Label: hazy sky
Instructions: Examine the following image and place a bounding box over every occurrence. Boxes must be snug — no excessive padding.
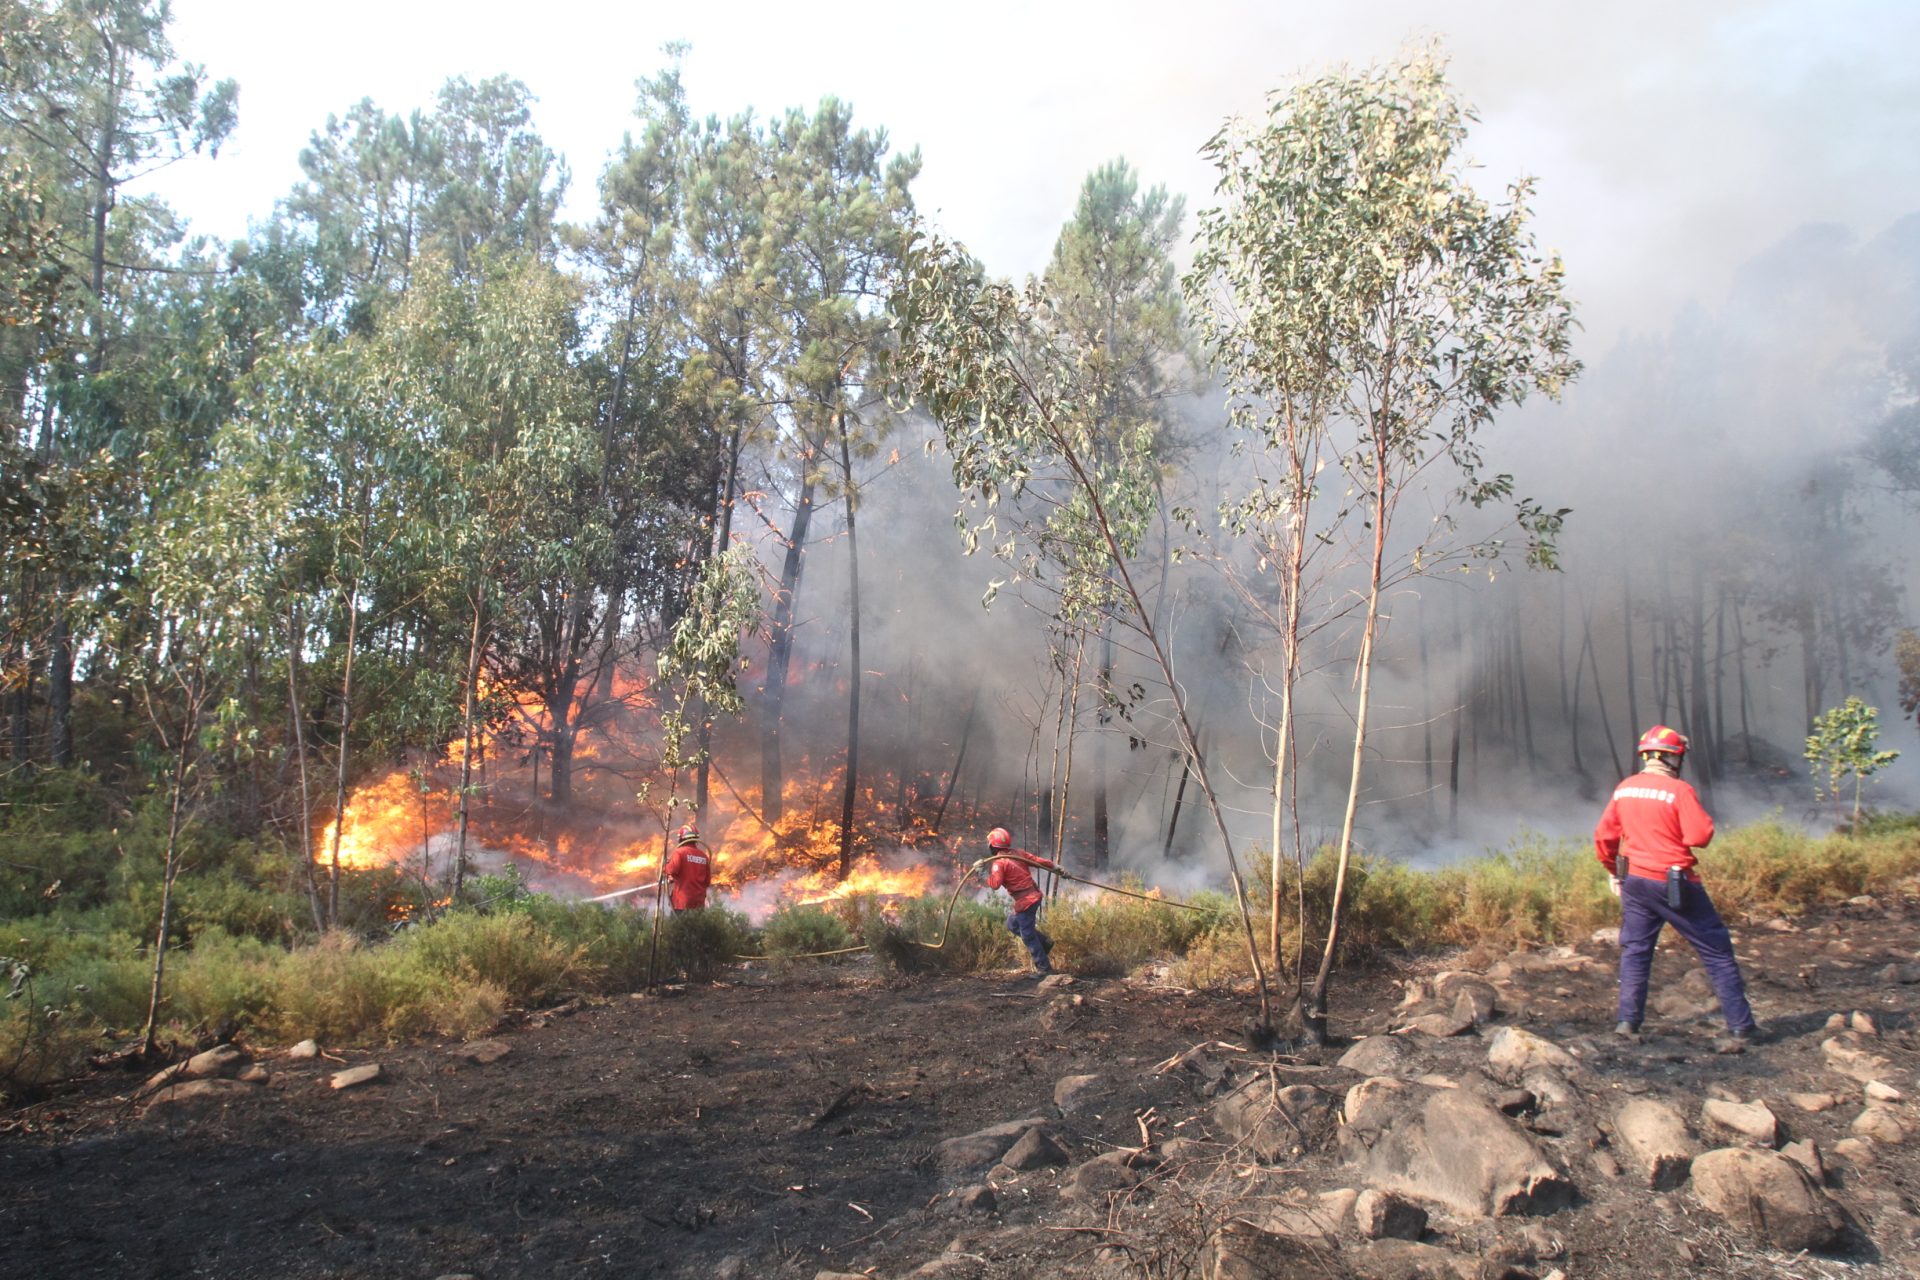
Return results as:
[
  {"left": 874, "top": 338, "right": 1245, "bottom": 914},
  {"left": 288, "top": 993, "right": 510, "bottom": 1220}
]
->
[{"left": 141, "top": 0, "right": 1920, "bottom": 350}]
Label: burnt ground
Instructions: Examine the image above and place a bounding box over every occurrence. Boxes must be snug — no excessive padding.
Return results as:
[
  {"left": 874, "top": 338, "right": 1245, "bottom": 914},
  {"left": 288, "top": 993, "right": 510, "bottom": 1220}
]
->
[{"left": 3, "top": 900, "right": 1920, "bottom": 1280}]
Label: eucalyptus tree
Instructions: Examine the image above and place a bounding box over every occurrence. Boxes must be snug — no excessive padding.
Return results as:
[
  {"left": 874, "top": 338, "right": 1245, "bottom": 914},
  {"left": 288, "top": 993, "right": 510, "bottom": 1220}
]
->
[
  {"left": 1221, "top": 53, "right": 1578, "bottom": 1043},
  {"left": 0, "top": 0, "right": 234, "bottom": 766},
  {"left": 1040, "top": 159, "right": 1187, "bottom": 871},
  {"left": 891, "top": 234, "right": 1276, "bottom": 1032}
]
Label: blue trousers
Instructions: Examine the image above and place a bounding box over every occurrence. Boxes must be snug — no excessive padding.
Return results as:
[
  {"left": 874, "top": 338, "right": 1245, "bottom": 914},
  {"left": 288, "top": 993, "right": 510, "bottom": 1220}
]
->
[
  {"left": 1007, "top": 903, "right": 1053, "bottom": 973},
  {"left": 1617, "top": 874, "right": 1754, "bottom": 1033}
]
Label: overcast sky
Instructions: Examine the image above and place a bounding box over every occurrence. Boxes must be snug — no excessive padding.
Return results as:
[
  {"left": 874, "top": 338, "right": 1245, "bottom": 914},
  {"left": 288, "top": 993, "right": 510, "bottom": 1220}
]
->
[{"left": 140, "top": 0, "right": 1920, "bottom": 351}]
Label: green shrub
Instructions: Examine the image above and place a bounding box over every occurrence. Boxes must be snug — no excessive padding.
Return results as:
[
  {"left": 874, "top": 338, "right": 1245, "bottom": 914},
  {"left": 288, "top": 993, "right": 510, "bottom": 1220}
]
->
[
  {"left": 1170, "top": 924, "right": 1259, "bottom": 990},
  {"left": 399, "top": 910, "right": 591, "bottom": 1004},
  {"left": 659, "top": 908, "right": 753, "bottom": 983},
  {"left": 0, "top": 959, "right": 98, "bottom": 1104},
  {"left": 867, "top": 896, "right": 1018, "bottom": 975},
  {"left": 1045, "top": 884, "right": 1224, "bottom": 977},
  {"left": 762, "top": 904, "right": 856, "bottom": 961}
]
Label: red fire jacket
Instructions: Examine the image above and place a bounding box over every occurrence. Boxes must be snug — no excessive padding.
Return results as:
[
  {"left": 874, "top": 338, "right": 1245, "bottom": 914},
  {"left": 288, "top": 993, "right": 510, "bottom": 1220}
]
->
[
  {"left": 665, "top": 841, "right": 712, "bottom": 910},
  {"left": 1593, "top": 771, "right": 1715, "bottom": 883},
  {"left": 986, "top": 852, "right": 1057, "bottom": 912}
]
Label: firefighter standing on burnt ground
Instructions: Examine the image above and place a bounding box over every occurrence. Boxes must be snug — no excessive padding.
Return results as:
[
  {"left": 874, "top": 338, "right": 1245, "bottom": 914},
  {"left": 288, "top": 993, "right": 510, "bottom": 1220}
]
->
[
  {"left": 664, "top": 823, "right": 713, "bottom": 913},
  {"left": 984, "top": 827, "right": 1060, "bottom": 977},
  {"left": 1595, "top": 725, "right": 1763, "bottom": 1052}
]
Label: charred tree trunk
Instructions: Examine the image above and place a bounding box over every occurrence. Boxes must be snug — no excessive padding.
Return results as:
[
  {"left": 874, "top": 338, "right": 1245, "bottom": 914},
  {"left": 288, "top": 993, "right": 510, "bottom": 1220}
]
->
[
  {"left": 1622, "top": 567, "right": 1641, "bottom": 742},
  {"left": 697, "top": 423, "right": 745, "bottom": 830},
  {"left": 1164, "top": 748, "right": 1192, "bottom": 860},
  {"left": 453, "top": 591, "right": 486, "bottom": 897},
  {"left": 1091, "top": 626, "right": 1112, "bottom": 872},
  {"left": 326, "top": 578, "right": 362, "bottom": 927},
  {"left": 930, "top": 688, "right": 977, "bottom": 835},
  {"left": 761, "top": 449, "right": 821, "bottom": 826},
  {"left": 836, "top": 412, "right": 862, "bottom": 882}
]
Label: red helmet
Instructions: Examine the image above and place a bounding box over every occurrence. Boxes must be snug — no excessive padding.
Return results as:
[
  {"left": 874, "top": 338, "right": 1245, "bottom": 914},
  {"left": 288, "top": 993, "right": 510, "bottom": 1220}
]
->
[
  {"left": 987, "top": 827, "right": 1012, "bottom": 850},
  {"left": 1636, "top": 725, "right": 1689, "bottom": 758},
  {"left": 675, "top": 823, "right": 701, "bottom": 845}
]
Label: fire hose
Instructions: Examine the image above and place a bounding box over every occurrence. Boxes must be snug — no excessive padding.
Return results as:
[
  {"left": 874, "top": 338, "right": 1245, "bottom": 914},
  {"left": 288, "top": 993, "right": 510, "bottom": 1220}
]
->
[{"left": 622, "top": 852, "right": 1206, "bottom": 963}]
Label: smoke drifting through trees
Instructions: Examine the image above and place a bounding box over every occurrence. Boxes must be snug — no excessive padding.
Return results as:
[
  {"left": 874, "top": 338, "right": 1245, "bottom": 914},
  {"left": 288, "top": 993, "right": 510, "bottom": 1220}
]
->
[{"left": 4, "top": 6, "right": 1916, "bottom": 931}]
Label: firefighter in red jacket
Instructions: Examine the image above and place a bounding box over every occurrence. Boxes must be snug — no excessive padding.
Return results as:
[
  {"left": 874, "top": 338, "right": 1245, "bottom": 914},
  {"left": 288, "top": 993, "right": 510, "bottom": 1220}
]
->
[
  {"left": 1595, "top": 726, "right": 1759, "bottom": 1049},
  {"left": 984, "top": 827, "right": 1059, "bottom": 975},
  {"left": 664, "top": 824, "right": 712, "bottom": 912}
]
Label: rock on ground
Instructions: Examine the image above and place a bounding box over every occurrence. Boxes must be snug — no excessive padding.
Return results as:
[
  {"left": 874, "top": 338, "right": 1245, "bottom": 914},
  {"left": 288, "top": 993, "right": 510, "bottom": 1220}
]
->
[
  {"left": 1354, "top": 1188, "right": 1428, "bottom": 1240},
  {"left": 184, "top": 1044, "right": 246, "bottom": 1079},
  {"left": 1052, "top": 1073, "right": 1102, "bottom": 1114},
  {"left": 1063, "top": 1149, "right": 1157, "bottom": 1201},
  {"left": 1348, "top": 1082, "right": 1574, "bottom": 1218},
  {"left": 143, "top": 1078, "right": 255, "bottom": 1116},
  {"left": 1485, "top": 1027, "right": 1577, "bottom": 1082},
  {"left": 1339, "top": 1037, "right": 1420, "bottom": 1078},
  {"left": 1204, "top": 1219, "right": 1354, "bottom": 1280},
  {"left": 998, "top": 1125, "right": 1070, "bottom": 1171},
  {"left": 1613, "top": 1098, "right": 1700, "bottom": 1190},
  {"left": 1700, "top": 1098, "right": 1778, "bottom": 1148},
  {"left": 286, "top": 1039, "right": 319, "bottom": 1060},
  {"left": 934, "top": 1118, "right": 1044, "bottom": 1179},
  {"left": 1213, "top": 1079, "right": 1340, "bottom": 1162},
  {"left": 1689, "top": 1147, "right": 1843, "bottom": 1252}
]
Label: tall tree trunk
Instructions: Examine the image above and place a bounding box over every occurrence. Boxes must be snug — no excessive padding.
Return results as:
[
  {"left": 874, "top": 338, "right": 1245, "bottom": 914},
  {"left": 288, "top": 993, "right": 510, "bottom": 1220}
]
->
[
  {"left": 1091, "top": 625, "right": 1112, "bottom": 872},
  {"left": 835, "top": 412, "right": 862, "bottom": 881},
  {"left": 1449, "top": 592, "right": 1464, "bottom": 836},
  {"left": 1308, "top": 431, "right": 1390, "bottom": 1045},
  {"left": 1164, "top": 749, "right": 1192, "bottom": 860},
  {"left": 1622, "top": 567, "right": 1641, "bottom": 741},
  {"left": 1513, "top": 589, "right": 1536, "bottom": 774},
  {"left": 326, "top": 580, "right": 362, "bottom": 926},
  {"left": 47, "top": 608, "right": 71, "bottom": 768},
  {"left": 453, "top": 590, "right": 486, "bottom": 897},
  {"left": 141, "top": 660, "right": 201, "bottom": 1056},
  {"left": 929, "top": 689, "right": 977, "bottom": 835},
  {"left": 1053, "top": 631, "right": 1087, "bottom": 874},
  {"left": 286, "top": 601, "right": 324, "bottom": 931},
  {"left": 761, "top": 449, "right": 820, "bottom": 825}
]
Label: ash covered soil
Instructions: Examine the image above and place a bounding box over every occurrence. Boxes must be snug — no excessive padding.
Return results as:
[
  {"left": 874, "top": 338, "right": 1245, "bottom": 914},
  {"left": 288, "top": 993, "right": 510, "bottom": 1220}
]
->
[{"left": 6, "top": 902, "right": 1920, "bottom": 1280}]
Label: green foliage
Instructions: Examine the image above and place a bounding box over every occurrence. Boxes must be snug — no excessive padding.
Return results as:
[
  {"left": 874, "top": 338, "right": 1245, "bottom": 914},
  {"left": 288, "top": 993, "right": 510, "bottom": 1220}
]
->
[
  {"left": 761, "top": 904, "right": 857, "bottom": 961},
  {"left": 659, "top": 908, "right": 754, "bottom": 984},
  {"left": 865, "top": 898, "right": 1018, "bottom": 976},
  {"left": 1044, "top": 884, "right": 1225, "bottom": 977},
  {"left": 1806, "top": 697, "right": 1902, "bottom": 827}
]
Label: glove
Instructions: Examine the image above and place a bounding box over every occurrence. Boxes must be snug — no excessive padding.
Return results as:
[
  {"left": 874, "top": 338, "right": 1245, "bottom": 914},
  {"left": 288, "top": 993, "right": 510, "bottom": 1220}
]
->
[{"left": 1607, "top": 877, "right": 1621, "bottom": 899}]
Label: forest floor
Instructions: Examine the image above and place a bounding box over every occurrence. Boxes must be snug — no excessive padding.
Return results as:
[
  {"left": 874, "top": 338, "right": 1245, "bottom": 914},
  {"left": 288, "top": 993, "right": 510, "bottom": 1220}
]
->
[{"left": 3, "top": 899, "right": 1920, "bottom": 1280}]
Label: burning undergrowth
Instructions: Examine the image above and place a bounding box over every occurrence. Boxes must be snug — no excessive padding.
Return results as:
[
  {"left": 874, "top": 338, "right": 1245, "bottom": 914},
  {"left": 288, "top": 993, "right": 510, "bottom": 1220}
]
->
[{"left": 313, "top": 665, "right": 980, "bottom": 924}]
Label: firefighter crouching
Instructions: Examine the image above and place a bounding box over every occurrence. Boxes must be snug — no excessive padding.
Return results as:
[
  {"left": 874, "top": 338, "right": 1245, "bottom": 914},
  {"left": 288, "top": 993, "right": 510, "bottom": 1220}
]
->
[
  {"left": 984, "top": 827, "right": 1059, "bottom": 976},
  {"left": 1595, "top": 725, "right": 1761, "bottom": 1051},
  {"left": 665, "top": 824, "right": 712, "bottom": 912}
]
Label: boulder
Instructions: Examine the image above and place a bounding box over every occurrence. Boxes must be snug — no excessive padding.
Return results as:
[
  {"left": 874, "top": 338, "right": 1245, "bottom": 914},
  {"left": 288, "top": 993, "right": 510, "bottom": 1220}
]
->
[
  {"left": 999, "top": 1125, "right": 1070, "bottom": 1171},
  {"left": 329, "top": 1063, "right": 382, "bottom": 1090},
  {"left": 1350, "top": 1083, "right": 1573, "bottom": 1218},
  {"left": 1213, "top": 1080, "right": 1340, "bottom": 1161},
  {"left": 1781, "top": 1139, "right": 1825, "bottom": 1183},
  {"left": 1851, "top": 1106, "right": 1908, "bottom": 1144},
  {"left": 1494, "top": 1089, "right": 1535, "bottom": 1116},
  {"left": 184, "top": 1044, "right": 246, "bottom": 1079},
  {"left": 1052, "top": 1073, "right": 1103, "bottom": 1114},
  {"left": 1204, "top": 1220, "right": 1349, "bottom": 1280},
  {"left": 939, "top": 1184, "right": 996, "bottom": 1217},
  {"left": 1062, "top": 1149, "right": 1155, "bottom": 1201},
  {"left": 1344, "top": 1077, "right": 1429, "bottom": 1131},
  {"left": 1518, "top": 1067, "right": 1576, "bottom": 1111},
  {"left": 143, "top": 1078, "right": 255, "bottom": 1115},
  {"left": 1433, "top": 972, "right": 1500, "bottom": 1020},
  {"left": 237, "top": 1064, "right": 270, "bottom": 1085},
  {"left": 457, "top": 1039, "right": 511, "bottom": 1065},
  {"left": 1821, "top": 1035, "right": 1895, "bottom": 1084},
  {"left": 286, "top": 1039, "right": 320, "bottom": 1060},
  {"left": 1400, "top": 1009, "right": 1476, "bottom": 1038},
  {"left": 1614, "top": 1099, "right": 1700, "bottom": 1190},
  {"left": 1832, "top": 1137, "right": 1877, "bottom": 1167},
  {"left": 1340, "top": 1037, "right": 1419, "bottom": 1078},
  {"left": 1689, "top": 1147, "right": 1842, "bottom": 1252},
  {"left": 1486, "top": 1027, "right": 1576, "bottom": 1082},
  {"left": 1260, "top": 1189, "right": 1355, "bottom": 1244},
  {"left": 935, "top": 1118, "right": 1043, "bottom": 1178},
  {"left": 1036, "top": 973, "right": 1075, "bottom": 991},
  {"left": 1865, "top": 1080, "right": 1903, "bottom": 1104},
  {"left": 1850, "top": 1010, "right": 1879, "bottom": 1036},
  {"left": 1354, "top": 1188, "right": 1428, "bottom": 1240},
  {"left": 1877, "top": 962, "right": 1920, "bottom": 984},
  {"left": 1701, "top": 1098, "right": 1777, "bottom": 1148},
  {"left": 1787, "top": 1092, "right": 1839, "bottom": 1113}
]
